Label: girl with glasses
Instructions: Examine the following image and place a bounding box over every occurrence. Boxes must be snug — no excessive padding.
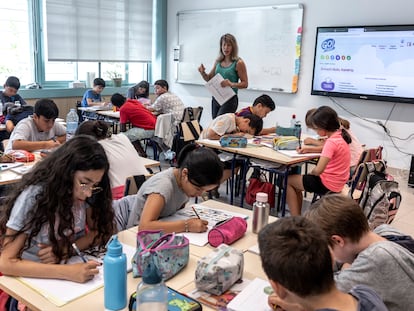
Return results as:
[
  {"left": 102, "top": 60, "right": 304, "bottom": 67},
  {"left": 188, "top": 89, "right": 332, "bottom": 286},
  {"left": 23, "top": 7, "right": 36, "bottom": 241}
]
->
[
  {"left": 113, "top": 143, "right": 224, "bottom": 233},
  {"left": 0, "top": 135, "right": 115, "bottom": 283}
]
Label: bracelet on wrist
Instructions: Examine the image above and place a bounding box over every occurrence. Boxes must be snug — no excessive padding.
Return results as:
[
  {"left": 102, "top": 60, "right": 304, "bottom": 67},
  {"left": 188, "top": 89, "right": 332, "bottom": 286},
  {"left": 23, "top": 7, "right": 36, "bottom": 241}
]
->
[{"left": 184, "top": 220, "right": 189, "bottom": 233}]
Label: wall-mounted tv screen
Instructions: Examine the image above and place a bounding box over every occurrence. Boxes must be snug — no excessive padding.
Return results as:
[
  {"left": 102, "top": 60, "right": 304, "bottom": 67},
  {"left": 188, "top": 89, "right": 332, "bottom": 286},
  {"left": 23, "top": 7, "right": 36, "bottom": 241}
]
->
[{"left": 311, "top": 25, "right": 414, "bottom": 104}]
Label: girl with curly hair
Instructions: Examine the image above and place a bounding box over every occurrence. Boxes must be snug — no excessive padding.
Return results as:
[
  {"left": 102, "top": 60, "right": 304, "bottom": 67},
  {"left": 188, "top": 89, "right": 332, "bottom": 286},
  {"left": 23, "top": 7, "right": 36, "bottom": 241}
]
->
[{"left": 0, "top": 135, "right": 115, "bottom": 283}]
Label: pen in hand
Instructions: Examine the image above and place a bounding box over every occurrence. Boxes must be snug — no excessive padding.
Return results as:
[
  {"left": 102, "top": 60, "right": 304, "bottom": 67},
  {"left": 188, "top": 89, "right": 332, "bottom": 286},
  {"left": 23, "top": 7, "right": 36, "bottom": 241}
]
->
[
  {"left": 192, "top": 206, "right": 201, "bottom": 219},
  {"left": 72, "top": 243, "right": 88, "bottom": 263}
]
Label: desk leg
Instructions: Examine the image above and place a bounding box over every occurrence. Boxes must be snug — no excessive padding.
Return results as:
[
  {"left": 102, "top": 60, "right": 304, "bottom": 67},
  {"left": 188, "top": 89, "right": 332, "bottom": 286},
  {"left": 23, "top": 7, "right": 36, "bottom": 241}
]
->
[
  {"left": 229, "top": 154, "right": 237, "bottom": 205},
  {"left": 239, "top": 159, "right": 250, "bottom": 208},
  {"left": 279, "top": 167, "right": 290, "bottom": 217}
]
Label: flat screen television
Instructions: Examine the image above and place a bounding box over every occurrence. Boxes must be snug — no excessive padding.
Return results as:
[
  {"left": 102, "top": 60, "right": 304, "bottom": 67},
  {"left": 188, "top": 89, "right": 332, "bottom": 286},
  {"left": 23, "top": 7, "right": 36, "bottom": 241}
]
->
[{"left": 311, "top": 25, "right": 414, "bottom": 104}]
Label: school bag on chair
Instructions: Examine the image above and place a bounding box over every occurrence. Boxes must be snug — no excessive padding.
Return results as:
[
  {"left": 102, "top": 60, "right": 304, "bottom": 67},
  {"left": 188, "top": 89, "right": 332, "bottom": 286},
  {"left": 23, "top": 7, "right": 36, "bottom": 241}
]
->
[
  {"left": 171, "top": 106, "right": 203, "bottom": 155},
  {"left": 358, "top": 161, "right": 402, "bottom": 229}
]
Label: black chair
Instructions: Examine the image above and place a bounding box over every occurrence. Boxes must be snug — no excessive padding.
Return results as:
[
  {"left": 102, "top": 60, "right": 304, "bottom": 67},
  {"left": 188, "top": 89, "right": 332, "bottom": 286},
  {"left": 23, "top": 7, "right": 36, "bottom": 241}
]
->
[{"left": 123, "top": 175, "right": 148, "bottom": 196}]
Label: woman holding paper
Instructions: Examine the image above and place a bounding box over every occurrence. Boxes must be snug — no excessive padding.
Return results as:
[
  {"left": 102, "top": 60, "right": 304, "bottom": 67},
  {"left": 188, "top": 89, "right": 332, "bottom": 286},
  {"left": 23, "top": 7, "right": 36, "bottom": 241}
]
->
[
  {"left": 198, "top": 33, "right": 248, "bottom": 119},
  {"left": 0, "top": 135, "right": 115, "bottom": 283}
]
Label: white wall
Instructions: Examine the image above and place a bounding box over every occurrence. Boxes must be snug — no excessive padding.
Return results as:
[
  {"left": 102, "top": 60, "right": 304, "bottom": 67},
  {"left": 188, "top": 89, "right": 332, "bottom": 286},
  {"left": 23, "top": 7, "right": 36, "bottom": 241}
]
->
[{"left": 165, "top": 0, "right": 414, "bottom": 170}]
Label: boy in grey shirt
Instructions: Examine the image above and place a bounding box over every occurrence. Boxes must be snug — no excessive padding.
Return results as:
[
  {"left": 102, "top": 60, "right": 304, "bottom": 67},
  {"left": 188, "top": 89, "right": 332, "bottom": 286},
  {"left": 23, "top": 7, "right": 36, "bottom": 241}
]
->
[{"left": 306, "top": 194, "right": 414, "bottom": 311}]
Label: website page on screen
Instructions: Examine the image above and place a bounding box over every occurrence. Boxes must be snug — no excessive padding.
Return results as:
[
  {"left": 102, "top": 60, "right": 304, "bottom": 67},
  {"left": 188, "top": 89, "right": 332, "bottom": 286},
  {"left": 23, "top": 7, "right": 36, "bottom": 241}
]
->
[{"left": 312, "top": 26, "right": 414, "bottom": 99}]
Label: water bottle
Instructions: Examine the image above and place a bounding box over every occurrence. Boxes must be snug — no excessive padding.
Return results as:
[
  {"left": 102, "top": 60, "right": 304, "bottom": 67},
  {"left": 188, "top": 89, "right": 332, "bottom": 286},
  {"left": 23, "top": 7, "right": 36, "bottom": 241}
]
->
[
  {"left": 66, "top": 108, "right": 79, "bottom": 140},
  {"left": 252, "top": 192, "right": 270, "bottom": 234},
  {"left": 104, "top": 235, "right": 127, "bottom": 311},
  {"left": 0, "top": 102, "right": 3, "bottom": 116},
  {"left": 290, "top": 114, "right": 297, "bottom": 128},
  {"left": 136, "top": 261, "right": 168, "bottom": 311},
  {"left": 294, "top": 122, "right": 302, "bottom": 140}
]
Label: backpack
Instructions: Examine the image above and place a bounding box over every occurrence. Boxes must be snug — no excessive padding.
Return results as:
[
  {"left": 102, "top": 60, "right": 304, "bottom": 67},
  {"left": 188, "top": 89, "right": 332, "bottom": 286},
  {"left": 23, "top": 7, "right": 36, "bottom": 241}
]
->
[{"left": 358, "top": 161, "right": 402, "bottom": 229}]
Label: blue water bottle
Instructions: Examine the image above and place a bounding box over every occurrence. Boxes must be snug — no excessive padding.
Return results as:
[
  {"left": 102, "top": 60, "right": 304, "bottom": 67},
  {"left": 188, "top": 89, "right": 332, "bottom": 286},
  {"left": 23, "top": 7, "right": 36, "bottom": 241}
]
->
[{"left": 104, "top": 235, "right": 127, "bottom": 310}]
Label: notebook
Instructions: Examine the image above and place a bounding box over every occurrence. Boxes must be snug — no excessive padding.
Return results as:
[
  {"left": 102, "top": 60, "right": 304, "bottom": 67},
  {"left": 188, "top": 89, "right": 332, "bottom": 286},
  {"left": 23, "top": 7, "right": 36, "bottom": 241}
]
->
[
  {"left": 0, "top": 162, "right": 24, "bottom": 171},
  {"left": 18, "top": 242, "right": 135, "bottom": 307}
]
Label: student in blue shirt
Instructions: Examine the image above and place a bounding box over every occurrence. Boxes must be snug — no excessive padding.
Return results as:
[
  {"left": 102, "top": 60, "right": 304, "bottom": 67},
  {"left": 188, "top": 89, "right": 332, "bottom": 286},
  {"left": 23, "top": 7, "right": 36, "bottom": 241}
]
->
[{"left": 81, "top": 77, "right": 107, "bottom": 107}]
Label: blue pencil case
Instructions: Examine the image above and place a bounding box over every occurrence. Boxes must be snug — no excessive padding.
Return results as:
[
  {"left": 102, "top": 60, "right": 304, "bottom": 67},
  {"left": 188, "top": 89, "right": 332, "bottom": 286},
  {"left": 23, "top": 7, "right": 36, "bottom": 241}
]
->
[{"left": 219, "top": 136, "right": 247, "bottom": 148}]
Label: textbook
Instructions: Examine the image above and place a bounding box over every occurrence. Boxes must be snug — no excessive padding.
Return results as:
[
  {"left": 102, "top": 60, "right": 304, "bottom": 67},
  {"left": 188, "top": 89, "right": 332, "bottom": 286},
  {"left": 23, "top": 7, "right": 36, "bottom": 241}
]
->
[{"left": 18, "top": 242, "right": 135, "bottom": 307}]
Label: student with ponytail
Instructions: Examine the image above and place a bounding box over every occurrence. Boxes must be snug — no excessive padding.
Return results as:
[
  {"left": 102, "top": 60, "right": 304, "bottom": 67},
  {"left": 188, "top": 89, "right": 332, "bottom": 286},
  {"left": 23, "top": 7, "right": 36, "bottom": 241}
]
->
[
  {"left": 113, "top": 144, "right": 224, "bottom": 232},
  {"left": 286, "top": 106, "right": 351, "bottom": 215}
]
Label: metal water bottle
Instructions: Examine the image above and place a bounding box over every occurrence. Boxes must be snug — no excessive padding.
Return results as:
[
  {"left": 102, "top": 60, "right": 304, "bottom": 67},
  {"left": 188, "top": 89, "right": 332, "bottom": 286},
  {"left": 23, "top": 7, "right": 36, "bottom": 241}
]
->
[{"left": 252, "top": 192, "right": 270, "bottom": 233}]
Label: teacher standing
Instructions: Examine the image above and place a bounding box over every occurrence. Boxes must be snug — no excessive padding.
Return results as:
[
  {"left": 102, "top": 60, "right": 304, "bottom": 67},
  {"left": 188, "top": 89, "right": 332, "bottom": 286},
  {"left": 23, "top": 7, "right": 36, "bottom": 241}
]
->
[{"left": 198, "top": 33, "right": 248, "bottom": 119}]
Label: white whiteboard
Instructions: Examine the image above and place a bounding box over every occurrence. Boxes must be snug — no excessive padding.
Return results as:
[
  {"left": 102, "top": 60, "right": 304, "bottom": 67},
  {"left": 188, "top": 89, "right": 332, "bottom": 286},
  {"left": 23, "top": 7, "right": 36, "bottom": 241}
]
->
[{"left": 176, "top": 4, "right": 303, "bottom": 93}]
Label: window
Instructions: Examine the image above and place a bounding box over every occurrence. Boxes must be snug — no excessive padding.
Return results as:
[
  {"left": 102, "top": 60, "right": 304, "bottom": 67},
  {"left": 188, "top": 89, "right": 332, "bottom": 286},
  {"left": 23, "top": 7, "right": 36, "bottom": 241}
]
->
[
  {"left": 0, "top": 1, "right": 34, "bottom": 85},
  {"left": 0, "top": 0, "right": 153, "bottom": 87}
]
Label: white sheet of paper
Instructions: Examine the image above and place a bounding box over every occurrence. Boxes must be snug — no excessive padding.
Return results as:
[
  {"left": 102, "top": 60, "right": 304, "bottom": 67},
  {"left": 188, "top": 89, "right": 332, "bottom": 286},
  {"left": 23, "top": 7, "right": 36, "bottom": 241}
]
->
[
  {"left": 161, "top": 204, "right": 249, "bottom": 246},
  {"left": 0, "top": 162, "right": 24, "bottom": 171},
  {"left": 227, "top": 278, "right": 273, "bottom": 311},
  {"left": 205, "top": 73, "right": 235, "bottom": 105},
  {"left": 18, "top": 242, "right": 135, "bottom": 306}
]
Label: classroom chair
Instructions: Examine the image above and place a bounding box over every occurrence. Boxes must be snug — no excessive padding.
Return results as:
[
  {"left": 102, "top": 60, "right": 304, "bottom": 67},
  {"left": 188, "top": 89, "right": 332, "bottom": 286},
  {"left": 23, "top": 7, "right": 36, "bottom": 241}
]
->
[{"left": 123, "top": 175, "right": 149, "bottom": 196}]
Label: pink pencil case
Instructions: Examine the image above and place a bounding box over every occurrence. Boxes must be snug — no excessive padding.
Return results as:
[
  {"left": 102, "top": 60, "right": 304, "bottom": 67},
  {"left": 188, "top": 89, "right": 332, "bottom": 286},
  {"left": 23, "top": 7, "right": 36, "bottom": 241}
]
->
[{"left": 208, "top": 217, "right": 247, "bottom": 247}]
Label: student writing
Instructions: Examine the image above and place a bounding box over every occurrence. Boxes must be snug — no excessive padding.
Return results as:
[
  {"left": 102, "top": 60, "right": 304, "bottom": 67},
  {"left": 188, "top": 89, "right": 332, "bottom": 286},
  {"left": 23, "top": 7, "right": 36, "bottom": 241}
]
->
[
  {"left": 0, "top": 135, "right": 115, "bottom": 283},
  {"left": 286, "top": 106, "right": 351, "bottom": 215},
  {"left": 112, "top": 144, "right": 223, "bottom": 232}
]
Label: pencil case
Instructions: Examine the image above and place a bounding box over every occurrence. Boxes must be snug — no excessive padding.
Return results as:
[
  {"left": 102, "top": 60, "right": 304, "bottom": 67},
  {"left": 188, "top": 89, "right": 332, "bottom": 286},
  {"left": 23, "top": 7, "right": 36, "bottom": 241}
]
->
[
  {"left": 208, "top": 217, "right": 247, "bottom": 247},
  {"left": 195, "top": 244, "right": 244, "bottom": 295},
  {"left": 219, "top": 136, "right": 247, "bottom": 148},
  {"left": 8, "top": 150, "right": 35, "bottom": 162},
  {"left": 273, "top": 136, "right": 299, "bottom": 150},
  {"left": 276, "top": 125, "right": 301, "bottom": 138}
]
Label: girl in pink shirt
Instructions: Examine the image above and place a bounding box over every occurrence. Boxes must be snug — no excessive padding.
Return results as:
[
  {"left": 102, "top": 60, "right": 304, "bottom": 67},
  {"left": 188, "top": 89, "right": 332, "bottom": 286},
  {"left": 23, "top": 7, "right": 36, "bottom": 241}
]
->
[{"left": 286, "top": 106, "right": 351, "bottom": 215}]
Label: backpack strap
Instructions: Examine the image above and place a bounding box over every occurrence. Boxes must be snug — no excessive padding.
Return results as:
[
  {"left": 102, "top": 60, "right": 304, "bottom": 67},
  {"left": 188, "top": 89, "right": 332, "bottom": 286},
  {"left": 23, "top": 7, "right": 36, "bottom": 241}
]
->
[
  {"left": 383, "top": 234, "right": 414, "bottom": 254},
  {"left": 186, "top": 120, "right": 200, "bottom": 140}
]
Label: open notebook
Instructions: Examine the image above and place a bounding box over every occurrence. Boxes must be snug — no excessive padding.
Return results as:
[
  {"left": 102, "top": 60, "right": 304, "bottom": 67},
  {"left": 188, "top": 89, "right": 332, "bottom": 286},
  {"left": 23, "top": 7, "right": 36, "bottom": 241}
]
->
[{"left": 18, "top": 242, "right": 135, "bottom": 307}]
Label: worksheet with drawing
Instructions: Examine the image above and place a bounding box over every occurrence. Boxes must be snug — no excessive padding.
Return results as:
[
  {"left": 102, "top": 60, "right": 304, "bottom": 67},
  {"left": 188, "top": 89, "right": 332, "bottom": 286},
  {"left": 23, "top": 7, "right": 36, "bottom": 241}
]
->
[{"left": 161, "top": 204, "right": 249, "bottom": 246}]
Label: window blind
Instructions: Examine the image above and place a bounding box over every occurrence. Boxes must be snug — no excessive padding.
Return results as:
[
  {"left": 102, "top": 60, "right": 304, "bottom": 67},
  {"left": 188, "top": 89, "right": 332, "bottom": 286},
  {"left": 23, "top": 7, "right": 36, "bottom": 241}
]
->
[{"left": 46, "top": 0, "right": 153, "bottom": 62}]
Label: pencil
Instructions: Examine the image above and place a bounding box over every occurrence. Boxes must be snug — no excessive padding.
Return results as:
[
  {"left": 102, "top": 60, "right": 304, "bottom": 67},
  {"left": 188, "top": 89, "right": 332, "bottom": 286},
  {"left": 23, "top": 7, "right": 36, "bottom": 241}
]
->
[
  {"left": 192, "top": 206, "right": 201, "bottom": 219},
  {"left": 72, "top": 243, "right": 88, "bottom": 263}
]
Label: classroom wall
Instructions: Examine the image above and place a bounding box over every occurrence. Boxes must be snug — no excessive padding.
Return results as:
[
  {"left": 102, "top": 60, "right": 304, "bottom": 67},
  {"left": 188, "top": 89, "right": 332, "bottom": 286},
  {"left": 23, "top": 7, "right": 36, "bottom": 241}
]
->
[{"left": 165, "top": 0, "right": 414, "bottom": 171}]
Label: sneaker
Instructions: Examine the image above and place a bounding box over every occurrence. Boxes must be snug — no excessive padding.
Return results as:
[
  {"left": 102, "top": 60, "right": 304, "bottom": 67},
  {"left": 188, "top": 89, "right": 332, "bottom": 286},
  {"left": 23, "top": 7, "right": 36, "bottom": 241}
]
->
[{"left": 163, "top": 150, "right": 176, "bottom": 160}]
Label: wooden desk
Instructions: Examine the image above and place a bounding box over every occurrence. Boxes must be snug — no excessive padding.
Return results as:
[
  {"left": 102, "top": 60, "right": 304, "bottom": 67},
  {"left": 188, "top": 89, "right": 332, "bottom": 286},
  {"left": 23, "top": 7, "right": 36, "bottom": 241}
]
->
[
  {"left": 196, "top": 139, "right": 319, "bottom": 215},
  {"left": 128, "top": 200, "right": 277, "bottom": 259},
  {"left": 0, "top": 153, "right": 42, "bottom": 186},
  {"left": 0, "top": 229, "right": 198, "bottom": 311},
  {"left": 96, "top": 110, "right": 120, "bottom": 119},
  {"left": 0, "top": 200, "right": 274, "bottom": 311},
  {"left": 78, "top": 107, "right": 120, "bottom": 132}
]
